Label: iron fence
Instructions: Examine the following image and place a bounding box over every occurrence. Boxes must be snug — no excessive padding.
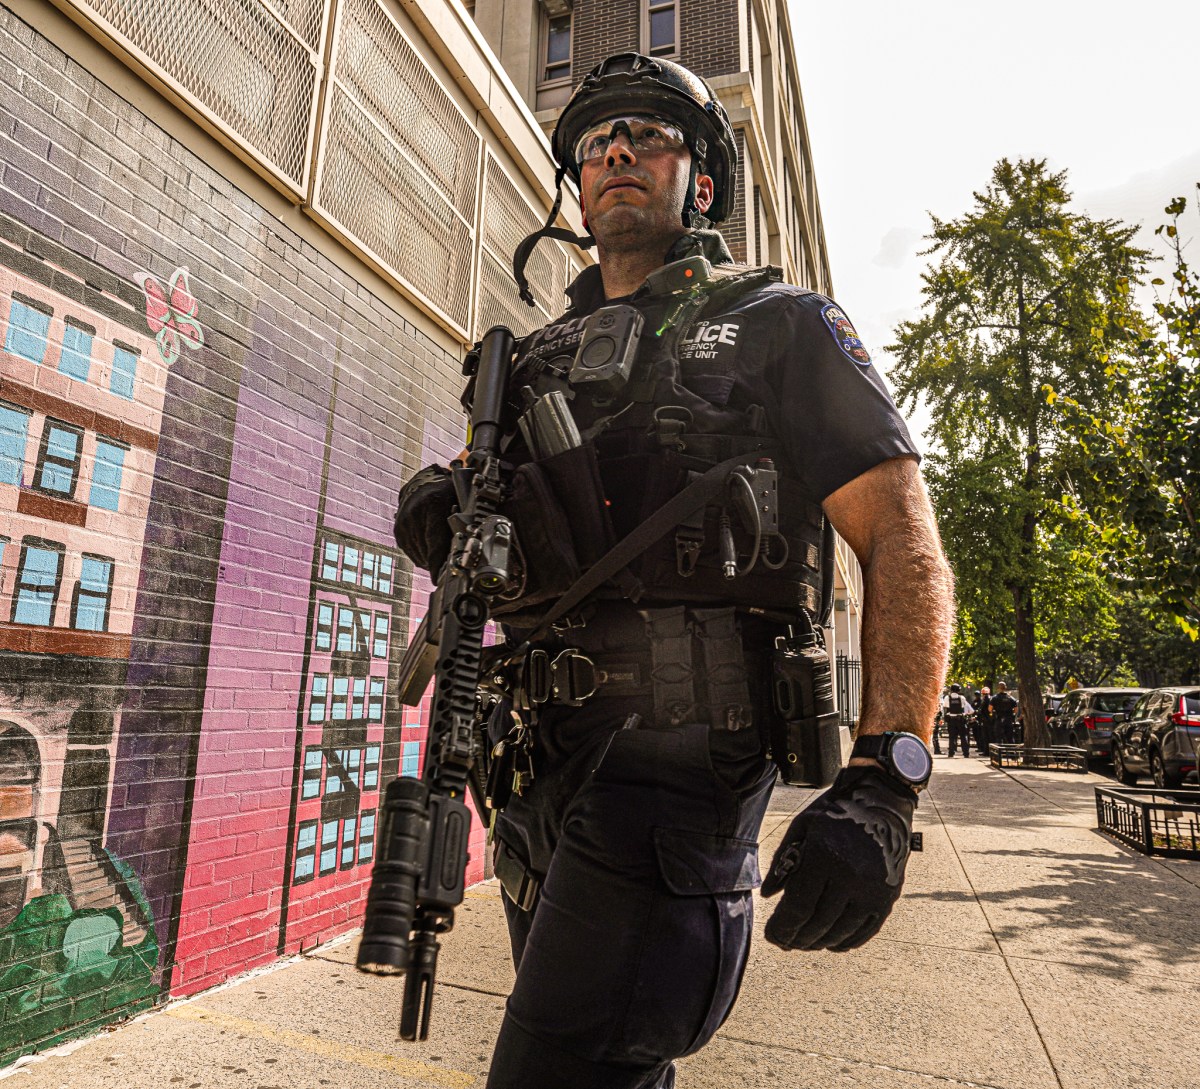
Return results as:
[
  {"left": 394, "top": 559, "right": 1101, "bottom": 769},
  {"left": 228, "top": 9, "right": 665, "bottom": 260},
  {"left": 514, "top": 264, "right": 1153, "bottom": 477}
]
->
[
  {"left": 836, "top": 654, "right": 860, "bottom": 729},
  {"left": 1095, "top": 786, "right": 1200, "bottom": 860}
]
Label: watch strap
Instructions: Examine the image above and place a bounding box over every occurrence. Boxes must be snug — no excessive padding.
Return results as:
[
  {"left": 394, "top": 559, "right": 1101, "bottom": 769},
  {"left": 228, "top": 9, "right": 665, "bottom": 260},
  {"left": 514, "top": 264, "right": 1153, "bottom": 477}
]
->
[{"left": 851, "top": 733, "right": 889, "bottom": 762}]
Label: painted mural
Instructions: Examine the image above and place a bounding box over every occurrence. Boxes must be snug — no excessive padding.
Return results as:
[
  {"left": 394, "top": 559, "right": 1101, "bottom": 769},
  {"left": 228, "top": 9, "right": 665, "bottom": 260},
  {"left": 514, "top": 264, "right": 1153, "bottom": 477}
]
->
[
  {"left": 0, "top": 0, "right": 482, "bottom": 1063},
  {"left": 0, "top": 238, "right": 166, "bottom": 1063}
]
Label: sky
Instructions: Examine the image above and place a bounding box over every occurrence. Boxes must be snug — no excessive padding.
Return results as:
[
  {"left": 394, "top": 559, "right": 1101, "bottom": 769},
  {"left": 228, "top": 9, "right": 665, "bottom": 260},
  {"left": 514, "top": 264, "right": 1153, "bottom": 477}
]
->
[{"left": 787, "top": 0, "right": 1200, "bottom": 449}]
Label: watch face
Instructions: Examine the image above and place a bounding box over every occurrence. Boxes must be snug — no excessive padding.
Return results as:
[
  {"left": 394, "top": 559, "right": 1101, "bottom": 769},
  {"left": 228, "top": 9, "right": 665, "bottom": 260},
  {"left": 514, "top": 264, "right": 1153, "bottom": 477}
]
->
[{"left": 891, "top": 735, "right": 932, "bottom": 783}]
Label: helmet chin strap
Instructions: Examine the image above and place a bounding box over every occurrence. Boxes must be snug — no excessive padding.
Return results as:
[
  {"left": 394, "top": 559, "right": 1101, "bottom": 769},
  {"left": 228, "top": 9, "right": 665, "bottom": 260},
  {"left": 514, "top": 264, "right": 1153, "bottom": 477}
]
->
[{"left": 513, "top": 165, "right": 595, "bottom": 308}]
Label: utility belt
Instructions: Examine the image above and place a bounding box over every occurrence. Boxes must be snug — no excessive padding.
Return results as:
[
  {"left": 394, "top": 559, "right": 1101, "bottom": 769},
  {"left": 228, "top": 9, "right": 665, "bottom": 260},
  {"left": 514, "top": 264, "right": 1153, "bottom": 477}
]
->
[{"left": 499, "top": 604, "right": 759, "bottom": 732}]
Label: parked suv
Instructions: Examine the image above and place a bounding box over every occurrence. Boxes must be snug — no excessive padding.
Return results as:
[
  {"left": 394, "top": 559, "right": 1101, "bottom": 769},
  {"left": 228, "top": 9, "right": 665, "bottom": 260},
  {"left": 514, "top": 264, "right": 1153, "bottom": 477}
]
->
[
  {"left": 1050, "top": 687, "right": 1145, "bottom": 760},
  {"left": 1110, "top": 687, "right": 1200, "bottom": 787}
]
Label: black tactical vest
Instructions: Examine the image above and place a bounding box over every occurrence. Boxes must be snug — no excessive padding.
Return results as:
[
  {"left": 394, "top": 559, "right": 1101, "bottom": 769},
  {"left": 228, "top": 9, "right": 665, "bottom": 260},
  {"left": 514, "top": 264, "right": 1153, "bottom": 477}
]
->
[{"left": 477, "top": 242, "right": 827, "bottom": 630}]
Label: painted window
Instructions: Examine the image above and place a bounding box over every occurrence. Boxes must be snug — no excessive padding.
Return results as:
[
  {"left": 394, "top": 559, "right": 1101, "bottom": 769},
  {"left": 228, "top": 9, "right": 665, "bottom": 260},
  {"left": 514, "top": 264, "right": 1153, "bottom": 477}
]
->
[
  {"left": 373, "top": 612, "right": 389, "bottom": 658},
  {"left": 363, "top": 744, "right": 381, "bottom": 790},
  {"left": 322, "top": 540, "right": 339, "bottom": 581},
  {"left": 34, "top": 421, "right": 83, "bottom": 498},
  {"left": 402, "top": 740, "right": 421, "bottom": 778},
  {"left": 13, "top": 539, "right": 64, "bottom": 626},
  {"left": 72, "top": 554, "right": 114, "bottom": 632},
  {"left": 378, "top": 555, "right": 393, "bottom": 594},
  {"left": 645, "top": 0, "right": 677, "bottom": 57},
  {"left": 315, "top": 602, "right": 334, "bottom": 651},
  {"left": 542, "top": 13, "right": 571, "bottom": 82},
  {"left": 309, "top": 673, "right": 328, "bottom": 722},
  {"left": 4, "top": 297, "right": 51, "bottom": 363},
  {"left": 358, "top": 810, "right": 376, "bottom": 862},
  {"left": 352, "top": 676, "right": 366, "bottom": 720},
  {"left": 302, "top": 747, "right": 323, "bottom": 798},
  {"left": 369, "top": 678, "right": 384, "bottom": 722},
  {"left": 88, "top": 439, "right": 127, "bottom": 511},
  {"left": 294, "top": 820, "right": 317, "bottom": 882},
  {"left": 0, "top": 402, "right": 31, "bottom": 486},
  {"left": 110, "top": 344, "right": 138, "bottom": 399},
  {"left": 336, "top": 607, "right": 355, "bottom": 652},
  {"left": 319, "top": 821, "right": 339, "bottom": 875},
  {"left": 342, "top": 545, "right": 359, "bottom": 584},
  {"left": 361, "top": 551, "right": 376, "bottom": 590},
  {"left": 331, "top": 675, "right": 349, "bottom": 720},
  {"left": 340, "top": 816, "right": 358, "bottom": 869},
  {"left": 59, "top": 321, "right": 93, "bottom": 382}
]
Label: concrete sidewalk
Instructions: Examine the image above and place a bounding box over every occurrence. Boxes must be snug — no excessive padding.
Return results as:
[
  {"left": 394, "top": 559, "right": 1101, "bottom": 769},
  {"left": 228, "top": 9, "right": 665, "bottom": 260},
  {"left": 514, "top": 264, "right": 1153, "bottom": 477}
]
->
[{"left": 6, "top": 757, "right": 1199, "bottom": 1089}]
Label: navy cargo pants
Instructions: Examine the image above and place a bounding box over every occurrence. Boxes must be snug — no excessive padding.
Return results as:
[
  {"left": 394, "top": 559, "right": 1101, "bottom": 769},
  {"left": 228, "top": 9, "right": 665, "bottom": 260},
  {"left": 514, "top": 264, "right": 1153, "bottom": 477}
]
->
[{"left": 485, "top": 684, "right": 776, "bottom": 1089}]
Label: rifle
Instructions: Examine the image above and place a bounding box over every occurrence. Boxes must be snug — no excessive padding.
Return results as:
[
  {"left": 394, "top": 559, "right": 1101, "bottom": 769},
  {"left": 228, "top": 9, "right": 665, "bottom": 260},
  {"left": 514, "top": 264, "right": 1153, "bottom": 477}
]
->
[{"left": 356, "top": 325, "right": 516, "bottom": 1040}]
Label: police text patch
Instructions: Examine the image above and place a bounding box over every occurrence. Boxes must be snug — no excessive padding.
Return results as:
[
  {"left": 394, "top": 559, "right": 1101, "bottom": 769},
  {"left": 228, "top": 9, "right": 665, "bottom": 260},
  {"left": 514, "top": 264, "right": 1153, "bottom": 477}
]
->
[{"left": 820, "top": 304, "right": 871, "bottom": 366}]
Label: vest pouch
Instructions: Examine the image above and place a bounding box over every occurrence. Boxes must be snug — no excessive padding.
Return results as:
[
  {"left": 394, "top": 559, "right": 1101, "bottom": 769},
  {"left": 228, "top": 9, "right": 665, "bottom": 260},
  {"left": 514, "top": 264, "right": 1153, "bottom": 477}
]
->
[
  {"left": 492, "top": 445, "right": 615, "bottom": 619},
  {"left": 634, "top": 473, "right": 825, "bottom": 619}
]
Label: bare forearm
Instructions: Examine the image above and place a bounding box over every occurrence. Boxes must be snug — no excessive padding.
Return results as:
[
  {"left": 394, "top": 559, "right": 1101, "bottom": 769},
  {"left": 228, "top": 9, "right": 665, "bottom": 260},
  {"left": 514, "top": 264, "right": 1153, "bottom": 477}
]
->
[
  {"left": 857, "top": 528, "right": 954, "bottom": 744},
  {"left": 823, "top": 458, "right": 954, "bottom": 747}
]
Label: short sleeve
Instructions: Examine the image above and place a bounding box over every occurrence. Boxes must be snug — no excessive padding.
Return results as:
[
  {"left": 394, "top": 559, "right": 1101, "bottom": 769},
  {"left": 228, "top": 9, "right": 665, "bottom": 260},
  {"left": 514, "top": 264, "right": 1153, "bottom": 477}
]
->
[{"left": 762, "top": 291, "right": 919, "bottom": 501}]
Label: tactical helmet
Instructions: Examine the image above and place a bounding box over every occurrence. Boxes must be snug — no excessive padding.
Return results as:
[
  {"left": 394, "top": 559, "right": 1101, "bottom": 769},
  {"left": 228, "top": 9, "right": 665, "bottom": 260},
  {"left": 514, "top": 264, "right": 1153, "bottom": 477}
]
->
[
  {"left": 950, "top": 683, "right": 962, "bottom": 693},
  {"left": 551, "top": 52, "right": 739, "bottom": 224}
]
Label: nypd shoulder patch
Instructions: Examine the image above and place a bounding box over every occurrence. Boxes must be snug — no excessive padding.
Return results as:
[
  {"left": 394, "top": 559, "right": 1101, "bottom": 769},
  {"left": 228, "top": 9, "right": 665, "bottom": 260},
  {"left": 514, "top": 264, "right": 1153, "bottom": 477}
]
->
[{"left": 820, "top": 303, "right": 872, "bottom": 366}]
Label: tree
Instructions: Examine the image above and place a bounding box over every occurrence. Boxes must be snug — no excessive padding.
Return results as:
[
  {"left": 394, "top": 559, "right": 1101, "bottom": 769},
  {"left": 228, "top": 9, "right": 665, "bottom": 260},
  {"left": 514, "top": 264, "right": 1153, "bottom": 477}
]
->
[
  {"left": 890, "top": 158, "right": 1149, "bottom": 745},
  {"left": 1052, "top": 189, "right": 1200, "bottom": 638}
]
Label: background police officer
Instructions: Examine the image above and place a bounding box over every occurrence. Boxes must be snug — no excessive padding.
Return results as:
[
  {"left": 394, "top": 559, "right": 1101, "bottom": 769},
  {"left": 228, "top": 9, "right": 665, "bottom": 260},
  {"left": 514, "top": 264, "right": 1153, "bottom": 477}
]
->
[
  {"left": 396, "top": 52, "right": 954, "bottom": 1089},
  {"left": 941, "top": 683, "right": 974, "bottom": 757}
]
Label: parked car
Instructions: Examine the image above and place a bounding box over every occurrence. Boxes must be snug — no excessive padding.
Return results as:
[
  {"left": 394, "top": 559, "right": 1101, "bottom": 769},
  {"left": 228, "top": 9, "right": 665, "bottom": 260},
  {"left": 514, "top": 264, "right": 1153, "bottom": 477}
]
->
[
  {"left": 1045, "top": 692, "right": 1067, "bottom": 722},
  {"left": 1110, "top": 687, "right": 1200, "bottom": 787},
  {"left": 1050, "top": 687, "right": 1146, "bottom": 760}
]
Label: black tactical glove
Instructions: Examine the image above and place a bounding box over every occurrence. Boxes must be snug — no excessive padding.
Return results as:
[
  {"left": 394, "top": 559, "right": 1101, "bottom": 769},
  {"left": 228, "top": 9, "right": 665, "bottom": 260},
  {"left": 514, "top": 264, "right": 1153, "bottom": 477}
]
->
[
  {"left": 761, "top": 765, "right": 916, "bottom": 952},
  {"left": 393, "top": 465, "right": 457, "bottom": 576}
]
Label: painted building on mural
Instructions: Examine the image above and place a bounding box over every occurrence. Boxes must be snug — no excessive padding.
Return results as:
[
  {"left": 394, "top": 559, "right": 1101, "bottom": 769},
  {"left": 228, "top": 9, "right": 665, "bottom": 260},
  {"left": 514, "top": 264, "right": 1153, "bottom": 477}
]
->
[{"left": 0, "top": 0, "right": 841, "bottom": 1067}]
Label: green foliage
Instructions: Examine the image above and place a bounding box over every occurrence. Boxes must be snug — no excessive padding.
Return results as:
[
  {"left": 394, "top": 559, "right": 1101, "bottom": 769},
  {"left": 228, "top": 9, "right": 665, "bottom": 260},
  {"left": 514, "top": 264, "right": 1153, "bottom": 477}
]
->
[
  {"left": 1052, "top": 187, "right": 1200, "bottom": 638},
  {"left": 890, "top": 158, "right": 1150, "bottom": 742}
]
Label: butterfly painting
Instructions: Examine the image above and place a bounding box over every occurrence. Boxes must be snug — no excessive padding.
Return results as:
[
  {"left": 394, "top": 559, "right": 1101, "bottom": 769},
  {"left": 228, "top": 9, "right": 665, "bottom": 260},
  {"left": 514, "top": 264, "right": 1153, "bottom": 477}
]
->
[{"left": 138, "top": 266, "right": 204, "bottom": 366}]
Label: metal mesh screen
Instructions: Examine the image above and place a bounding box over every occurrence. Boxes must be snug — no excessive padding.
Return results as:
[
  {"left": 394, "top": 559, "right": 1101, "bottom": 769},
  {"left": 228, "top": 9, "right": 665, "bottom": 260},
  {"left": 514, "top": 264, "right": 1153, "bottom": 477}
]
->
[
  {"left": 476, "top": 154, "right": 572, "bottom": 338},
  {"left": 69, "top": 0, "right": 320, "bottom": 188},
  {"left": 318, "top": 88, "right": 473, "bottom": 332},
  {"left": 336, "top": 0, "right": 478, "bottom": 220}
]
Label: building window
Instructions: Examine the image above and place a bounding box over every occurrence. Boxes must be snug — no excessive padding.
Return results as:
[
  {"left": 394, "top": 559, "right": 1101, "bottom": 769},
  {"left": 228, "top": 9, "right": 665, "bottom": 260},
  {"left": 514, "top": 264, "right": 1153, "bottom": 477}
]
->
[
  {"left": 72, "top": 554, "right": 114, "bottom": 632},
  {"left": 645, "top": 0, "right": 677, "bottom": 57},
  {"left": 378, "top": 555, "right": 393, "bottom": 595},
  {"left": 352, "top": 677, "right": 366, "bottom": 721},
  {"left": 358, "top": 809, "right": 376, "bottom": 862},
  {"left": 110, "top": 343, "right": 138, "bottom": 400},
  {"left": 59, "top": 320, "right": 94, "bottom": 382},
  {"left": 542, "top": 13, "right": 571, "bottom": 83},
  {"left": 361, "top": 550, "right": 377, "bottom": 590},
  {"left": 309, "top": 674, "right": 328, "bottom": 722},
  {"left": 336, "top": 607, "right": 356, "bottom": 653},
  {"left": 342, "top": 545, "right": 360, "bottom": 584},
  {"left": 4, "top": 296, "right": 51, "bottom": 363},
  {"left": 402, "top": 740, "right": 421, "bottom": 778},
  {"left": 88, "top": 439, "right": 127, "bottom": 512},
  {"left": 34, "top": 421, "right": 83, "bottom": 498},
  {"left": 302, "top": 747, "right": 323, "bottom": 798},
  {"left": 13, "top": 539, "right": 64, "bottom": 626},
  {"left": 319, "top": 821, "right": 339, "bottom": 875},
  {"left": 340, "top": 815, "right": 358, "bottom": 869},
  {"left": 294, "top": 820, "right": 317, "bottom": 882},
  {"left": 0, "top": 403, "right": 31, "bottom": 487}
]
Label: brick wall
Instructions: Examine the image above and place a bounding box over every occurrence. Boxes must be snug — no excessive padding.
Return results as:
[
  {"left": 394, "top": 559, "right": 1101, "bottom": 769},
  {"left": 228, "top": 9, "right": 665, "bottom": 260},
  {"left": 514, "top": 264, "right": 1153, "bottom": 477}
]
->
[
  {"left": 571, "top": 0, "right": 743, "bottom": 84},
  {"left": 0, "top": 3, "right": 479, "bottom": 1063}
]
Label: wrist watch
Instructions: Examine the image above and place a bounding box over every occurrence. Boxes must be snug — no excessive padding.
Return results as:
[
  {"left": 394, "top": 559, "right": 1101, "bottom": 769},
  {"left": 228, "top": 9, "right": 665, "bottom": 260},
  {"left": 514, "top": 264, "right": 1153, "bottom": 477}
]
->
[{"left": 850, "top": 731, "right": 933, "bottom": 792}]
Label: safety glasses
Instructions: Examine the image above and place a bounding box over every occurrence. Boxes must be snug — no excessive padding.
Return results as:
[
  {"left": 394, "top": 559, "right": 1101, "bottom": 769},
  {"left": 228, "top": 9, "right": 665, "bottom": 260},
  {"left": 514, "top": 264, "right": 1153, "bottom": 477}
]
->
[{"left": 573, "top": 115, "right": 690, "bottom": 164}]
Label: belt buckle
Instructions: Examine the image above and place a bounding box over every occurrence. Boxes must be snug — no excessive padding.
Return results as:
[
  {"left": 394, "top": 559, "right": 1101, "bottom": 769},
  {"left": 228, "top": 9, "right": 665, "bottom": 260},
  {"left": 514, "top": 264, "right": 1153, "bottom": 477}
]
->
[
  {"left": 551, "top": 649, "right": 598, "bottom": 706},
  {"left": 524, "top": 648, "right": 552, "bottom": 706}
]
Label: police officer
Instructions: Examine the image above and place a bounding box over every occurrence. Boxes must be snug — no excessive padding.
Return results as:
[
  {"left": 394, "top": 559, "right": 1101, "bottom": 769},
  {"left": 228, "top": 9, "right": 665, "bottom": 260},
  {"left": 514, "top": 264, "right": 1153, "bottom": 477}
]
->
[
  {"left": 941, "top": 683, "right": 974, "bottom": 757},
  {"left": 990, "top": 681, "right": 1018, "bottom": 744},
  {"left": 395, "top": 52, "right": 954, "bottom": 1089}
]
